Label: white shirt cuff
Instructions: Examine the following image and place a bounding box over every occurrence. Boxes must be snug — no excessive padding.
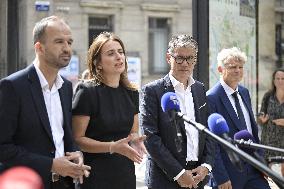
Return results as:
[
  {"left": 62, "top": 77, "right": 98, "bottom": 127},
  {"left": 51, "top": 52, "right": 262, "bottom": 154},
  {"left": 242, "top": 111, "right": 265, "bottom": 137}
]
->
[
  {"left": 173, "top": 169, "right": 185, "bottom": 181},
  {"left": 201, "top": 163, "right": 212, "bottom": 173}
]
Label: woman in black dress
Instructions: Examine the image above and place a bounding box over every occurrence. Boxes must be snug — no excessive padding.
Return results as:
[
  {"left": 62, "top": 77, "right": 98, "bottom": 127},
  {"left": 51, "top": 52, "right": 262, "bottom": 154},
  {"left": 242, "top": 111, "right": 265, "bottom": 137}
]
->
[{"left": 72, "top": 32, "right": 146, "bottom": 189}]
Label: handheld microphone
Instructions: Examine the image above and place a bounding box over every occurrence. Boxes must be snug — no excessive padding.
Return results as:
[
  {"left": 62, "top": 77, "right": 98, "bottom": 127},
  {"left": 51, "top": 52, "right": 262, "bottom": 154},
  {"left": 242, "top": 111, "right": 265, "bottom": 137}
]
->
[
  {"left": 161, "top": 92, "right": 183, "bottom": 152},
  {"left": 234, "top": 130, "right": 267, "bottom": 165},
  {"left": 208, "top": 113, "right": 243, "bottom": 171}
]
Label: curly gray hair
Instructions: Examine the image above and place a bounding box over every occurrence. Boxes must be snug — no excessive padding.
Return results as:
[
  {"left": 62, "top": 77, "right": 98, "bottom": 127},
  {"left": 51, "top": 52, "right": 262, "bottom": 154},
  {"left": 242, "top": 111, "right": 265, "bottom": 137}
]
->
[
  {"left": 167, "top": 34, "right": 198, "bottom": 55},
  {"left": 217, "top": 47, "right": 247, "bottom": 67}
]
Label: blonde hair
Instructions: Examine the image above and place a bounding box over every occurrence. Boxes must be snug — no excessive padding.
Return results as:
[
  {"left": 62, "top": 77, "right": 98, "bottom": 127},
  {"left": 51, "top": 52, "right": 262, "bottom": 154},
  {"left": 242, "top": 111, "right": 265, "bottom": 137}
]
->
[{"left": 217, "top": 47, "right": 247, "bottom": 67}]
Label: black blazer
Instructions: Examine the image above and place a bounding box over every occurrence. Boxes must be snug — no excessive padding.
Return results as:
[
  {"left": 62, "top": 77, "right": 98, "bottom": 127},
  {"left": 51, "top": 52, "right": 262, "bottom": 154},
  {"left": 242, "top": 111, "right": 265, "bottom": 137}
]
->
[
  {"left": 0, "top": 64, "right": 77, "bottom": 188},
  {"left": 140, "top": 75, "right": 215, "bottom": 189}
]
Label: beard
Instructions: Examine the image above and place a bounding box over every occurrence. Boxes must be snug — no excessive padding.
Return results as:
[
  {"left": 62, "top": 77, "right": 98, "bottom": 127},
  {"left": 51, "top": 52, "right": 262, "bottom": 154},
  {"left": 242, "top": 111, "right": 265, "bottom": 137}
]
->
[{"left": 45, "top": 51, "right": 71, "bottom": 70}]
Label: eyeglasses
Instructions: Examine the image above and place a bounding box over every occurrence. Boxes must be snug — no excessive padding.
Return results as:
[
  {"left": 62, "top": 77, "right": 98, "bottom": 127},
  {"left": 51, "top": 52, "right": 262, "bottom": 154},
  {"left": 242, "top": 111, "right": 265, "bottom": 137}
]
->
[{"left": 170, "top": 54, "right": 196, "bottom": 64}]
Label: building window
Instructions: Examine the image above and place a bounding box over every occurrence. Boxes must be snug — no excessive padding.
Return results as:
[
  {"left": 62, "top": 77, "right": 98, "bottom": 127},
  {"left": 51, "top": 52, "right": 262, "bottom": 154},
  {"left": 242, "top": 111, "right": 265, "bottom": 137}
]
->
[
  {"left": 149, "top": 17, "right": 170, "bottom": 74},
  {"left": 88, "top": 16, "right": 113, "bottom": 47}
]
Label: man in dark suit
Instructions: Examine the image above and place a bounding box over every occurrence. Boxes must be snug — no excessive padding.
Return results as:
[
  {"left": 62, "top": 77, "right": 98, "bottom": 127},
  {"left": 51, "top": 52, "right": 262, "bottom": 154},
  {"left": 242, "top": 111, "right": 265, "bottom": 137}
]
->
[
  {"left": 207, "top": 47, "right": 270, "bottom": 189},
  {"left": 0, "top": 16, "right": 90, "bottom": 189},
  {"left": 140, "top": 34, "right": 215, "bottom": 189}
]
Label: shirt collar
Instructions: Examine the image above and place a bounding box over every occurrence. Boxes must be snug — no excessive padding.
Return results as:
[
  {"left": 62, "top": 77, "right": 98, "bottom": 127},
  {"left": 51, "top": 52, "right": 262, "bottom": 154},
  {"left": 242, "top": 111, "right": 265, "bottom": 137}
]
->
[
  {"left": 169, "top": 73, "right": 195, "bottom": 90},
  {"left": 220, "top": 78, "right": 238, "bottom": 96},
  {"left": 33, "top": 61, "right": 64, "bottom": 91}
]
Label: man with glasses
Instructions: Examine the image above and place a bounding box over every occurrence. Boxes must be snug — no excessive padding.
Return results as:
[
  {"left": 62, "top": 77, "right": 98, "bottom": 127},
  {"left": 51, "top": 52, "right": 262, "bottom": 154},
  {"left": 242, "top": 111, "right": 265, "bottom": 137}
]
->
[
  {"left": 207, "top": 47, "right": 270, "bottom": 189},
  {"left": 140, "top": 34, "right": 215, "bottom": 189}
]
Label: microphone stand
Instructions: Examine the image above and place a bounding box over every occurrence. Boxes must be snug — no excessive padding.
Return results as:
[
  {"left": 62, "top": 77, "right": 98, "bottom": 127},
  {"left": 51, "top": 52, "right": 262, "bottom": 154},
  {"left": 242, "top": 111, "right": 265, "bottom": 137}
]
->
[
  {"left": 235, "top": 139, "right": 284, "bottom": 154},
  {"left": 176, "top": 112, "right": 284, "bottom": 188}
]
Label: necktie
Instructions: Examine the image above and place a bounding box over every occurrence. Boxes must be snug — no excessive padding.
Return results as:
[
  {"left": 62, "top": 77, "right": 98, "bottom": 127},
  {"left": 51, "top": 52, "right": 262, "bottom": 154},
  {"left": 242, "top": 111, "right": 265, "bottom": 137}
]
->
[{"left": 232, "top": 91, "right": 247, "bottom": 130}]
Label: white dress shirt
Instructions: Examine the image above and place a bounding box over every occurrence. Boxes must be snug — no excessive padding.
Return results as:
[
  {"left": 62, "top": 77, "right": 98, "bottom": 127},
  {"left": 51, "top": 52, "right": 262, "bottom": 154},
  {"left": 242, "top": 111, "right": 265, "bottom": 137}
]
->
[
  {"left": 34, "top": 63, "right": 65, "bottom": 158},
  {"left": 169, "top": 74, "right": 212, "bottom": 180},
  {"left": 169, "top": 74, "right": 199, "bottom": 161},
  {"left": 220, "top": 79, "right": 252, "bottom": 134}
]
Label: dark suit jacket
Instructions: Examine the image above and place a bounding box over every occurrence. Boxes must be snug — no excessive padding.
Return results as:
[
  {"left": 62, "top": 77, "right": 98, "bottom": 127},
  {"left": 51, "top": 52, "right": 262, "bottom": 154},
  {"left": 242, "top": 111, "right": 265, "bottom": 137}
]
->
[
  {"left": 140, "top": 75, "right": 215, "bottom": 189},
  {"left": 206, "top": 82, "right": 260, "bottom": 186},
  {"left": 0, "top": 64, "right": 77, "bottom": 189}
]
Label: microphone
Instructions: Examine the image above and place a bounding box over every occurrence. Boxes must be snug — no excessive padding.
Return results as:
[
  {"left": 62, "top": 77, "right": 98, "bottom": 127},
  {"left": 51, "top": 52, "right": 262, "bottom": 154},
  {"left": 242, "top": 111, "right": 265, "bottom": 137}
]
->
[
  {"left": 161, "top": 92, "right": 183, "bottom": 152},
  {"left": 234, "top": 130, "right": 267, "bottom": 165},
  {"left": 208, "top": 113, "right": 243, "bottom": 171},
  {"left": 160, "top": 95, "right": 284, "bottom": 187},
  {"left": 267, "top": 156, "right": 284, "bottom": 163},
  {"left": 233, "top": 130, "right": 284, "bottom": 154}
]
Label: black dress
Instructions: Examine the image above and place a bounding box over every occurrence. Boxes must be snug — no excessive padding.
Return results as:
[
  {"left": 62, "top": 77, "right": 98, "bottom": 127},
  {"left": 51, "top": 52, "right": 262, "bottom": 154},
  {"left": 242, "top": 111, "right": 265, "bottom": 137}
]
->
[{"left": 72, "top": 82, "right": 139, "bottom": 189}]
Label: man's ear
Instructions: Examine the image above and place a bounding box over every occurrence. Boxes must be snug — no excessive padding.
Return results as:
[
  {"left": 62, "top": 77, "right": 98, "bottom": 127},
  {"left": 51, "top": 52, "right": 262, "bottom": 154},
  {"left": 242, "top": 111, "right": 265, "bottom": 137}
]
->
[
  {"left": 34, "top": 42, "right": 43, "bottom": 54},
  {"left": 217, "top": 65, "right": 223, "bottom": 74},
  {"left": 166, "top": 53, "right": 171, "bottom": 65}
]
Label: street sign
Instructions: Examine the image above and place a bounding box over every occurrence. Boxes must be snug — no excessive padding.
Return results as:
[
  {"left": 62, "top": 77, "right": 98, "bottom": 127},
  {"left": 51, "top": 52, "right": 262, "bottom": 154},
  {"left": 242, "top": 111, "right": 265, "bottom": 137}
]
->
[{"left": 35, "top": 1, "right": 50, "bottom": 12}]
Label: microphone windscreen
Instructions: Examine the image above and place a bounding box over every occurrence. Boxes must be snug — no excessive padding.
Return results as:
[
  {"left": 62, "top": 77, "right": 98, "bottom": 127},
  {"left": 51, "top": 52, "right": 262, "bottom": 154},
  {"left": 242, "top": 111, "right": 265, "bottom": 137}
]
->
[
  {"left": 234, "top": 130, "right": 256, "bottom": 154},
  {"left": 234, "top": 130, "right": 256, "bottom": 142},
  {"left": 161, "top": 92, "right": 180, "bottom": 113},
  {"left": 208, "top": 113, "right": 229, "bottom": 135}
]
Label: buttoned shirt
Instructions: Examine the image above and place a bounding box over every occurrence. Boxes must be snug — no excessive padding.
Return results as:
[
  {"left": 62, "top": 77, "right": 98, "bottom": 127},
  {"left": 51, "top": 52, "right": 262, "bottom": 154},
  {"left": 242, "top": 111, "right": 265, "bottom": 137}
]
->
[
  {"left": 169, "top": 74, "right": 212, "bottom": 180},
  {"left": 169, "top": 74, "right": 199, "bottom": 161},
  {"left": 34, "top": 63, "right": 65, "bottom": 158}
]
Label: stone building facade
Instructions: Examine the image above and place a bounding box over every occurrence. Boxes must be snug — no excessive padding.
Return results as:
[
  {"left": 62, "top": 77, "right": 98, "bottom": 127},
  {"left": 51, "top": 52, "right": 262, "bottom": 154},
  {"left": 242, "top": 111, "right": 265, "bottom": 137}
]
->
[
  {"left": 0, "top": 0, "right": 281, "bottom": 107},
  {"left": 0, "top": 0, "right": 194, "bottom": 86}
]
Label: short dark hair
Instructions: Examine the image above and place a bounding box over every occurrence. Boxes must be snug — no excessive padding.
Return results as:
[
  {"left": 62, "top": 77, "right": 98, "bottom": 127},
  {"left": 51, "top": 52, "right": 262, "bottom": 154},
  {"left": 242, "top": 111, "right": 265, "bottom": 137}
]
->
[{"left": 32, "top": 16, "right": 67, "bottom": 44}]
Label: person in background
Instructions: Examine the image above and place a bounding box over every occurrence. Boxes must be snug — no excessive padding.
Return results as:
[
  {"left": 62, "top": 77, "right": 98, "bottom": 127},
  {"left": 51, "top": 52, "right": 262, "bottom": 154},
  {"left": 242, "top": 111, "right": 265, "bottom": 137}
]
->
[
  {"left": 0, "top": 16, "right": 90, "bottom": 189},
  {"left": 258, "top": 68, "right": 284, "bottom": 177},
  {"left": 72, "top": 32, "right": 147, "bottom": 189},
  {"left": 207, "top": 47, "right": 270, "bottom": 189},
  {"left": 140, "top": 34, "right": 215, "bottom": 189}
]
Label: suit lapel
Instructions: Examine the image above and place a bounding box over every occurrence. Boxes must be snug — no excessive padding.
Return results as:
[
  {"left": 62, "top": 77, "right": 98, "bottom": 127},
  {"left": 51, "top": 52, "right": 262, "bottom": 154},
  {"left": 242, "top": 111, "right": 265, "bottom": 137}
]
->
[
  {"left": 59, "top": 83, "right": 68, "bottom": 130},
  {"left": 238, "top": 88, "right": 253, "bottom": 120},
  {"left": 163, "top": 75, "right": 186, "bottom": 135},
  {"left": 59, "top": 82, "right": 74, "bottom": 151},
  {"left": 191, "top": 83, "right": 207, "bottom": 157},
  {"left": 191, "top": 83, "right": 201, "bottom": 123},
  {"left": 27, "top": 65, "right": 54, "bottom": 144},
  {"left": 238, "top": 88, "right": 259, "bottom": 140},
  {"left": 163, "top": 74, "right": 174, "bottom": 93},
  {"left": 218, "top": 84, "right": 245, "bottom": 131}
]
